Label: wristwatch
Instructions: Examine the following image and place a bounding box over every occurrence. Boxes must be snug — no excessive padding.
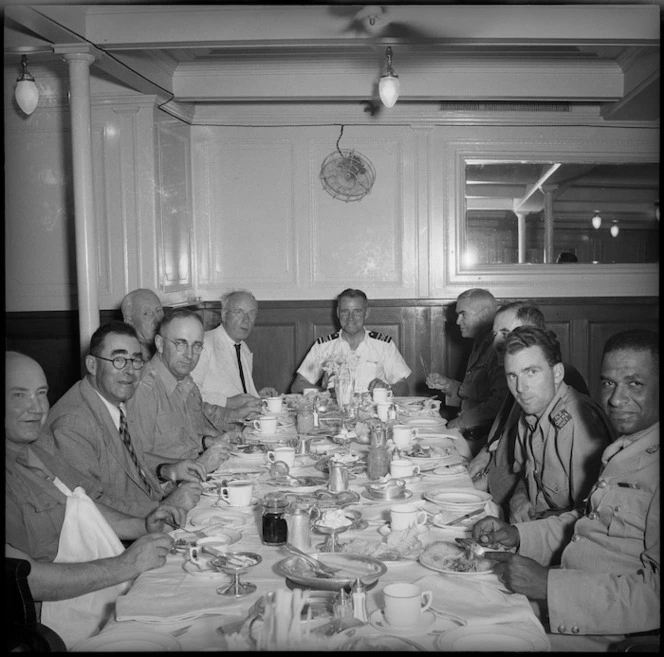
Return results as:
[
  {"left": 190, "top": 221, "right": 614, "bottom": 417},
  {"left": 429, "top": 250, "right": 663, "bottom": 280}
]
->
[{"left": 156, "top": 463, "right": 171, "bottom": 482}]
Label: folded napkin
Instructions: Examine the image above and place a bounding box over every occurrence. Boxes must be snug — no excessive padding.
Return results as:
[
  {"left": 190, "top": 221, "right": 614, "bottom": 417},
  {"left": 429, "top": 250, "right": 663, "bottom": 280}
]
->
[
  {"left": 115, "top": 558, "right": 265, "bottom": 623},
  {"left": 413, "top": 573, "right": 547, "bottom": 635}
]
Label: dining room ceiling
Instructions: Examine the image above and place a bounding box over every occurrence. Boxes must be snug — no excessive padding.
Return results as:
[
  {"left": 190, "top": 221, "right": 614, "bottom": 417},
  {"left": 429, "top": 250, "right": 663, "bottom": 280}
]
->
[{"left": 3, "top": 2, "right": 661, "bottom": 122}]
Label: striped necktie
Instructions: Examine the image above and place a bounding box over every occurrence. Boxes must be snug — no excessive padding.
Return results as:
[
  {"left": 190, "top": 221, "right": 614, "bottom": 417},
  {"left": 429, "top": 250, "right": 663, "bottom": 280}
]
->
[
  {"left": 119, "top": 407, "right": 152, "bottom": 494},
  {"left": 234, "top": 343, "right": 248, "bottom": 394}
]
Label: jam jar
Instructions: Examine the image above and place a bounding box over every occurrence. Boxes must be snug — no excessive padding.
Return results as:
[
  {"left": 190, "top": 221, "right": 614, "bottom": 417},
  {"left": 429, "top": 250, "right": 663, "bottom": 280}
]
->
[{"left": 261, "top": 492, "right": 288, "bottom": 545}]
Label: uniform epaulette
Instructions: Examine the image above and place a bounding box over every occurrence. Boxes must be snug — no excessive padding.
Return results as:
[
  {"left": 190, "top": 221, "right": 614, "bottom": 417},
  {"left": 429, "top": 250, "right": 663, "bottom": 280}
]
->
[
  {"left": 368, "top": 330, "right": 393, "bottom": 343},
  {"left": 551, "top": 409, "right": 572, "bottom": 429},
  {"left": 137, "top": 367, "right": 159, "bottom": 389},
  {"left": 315, "top": 332, "right": 339, "bottom": 345}
]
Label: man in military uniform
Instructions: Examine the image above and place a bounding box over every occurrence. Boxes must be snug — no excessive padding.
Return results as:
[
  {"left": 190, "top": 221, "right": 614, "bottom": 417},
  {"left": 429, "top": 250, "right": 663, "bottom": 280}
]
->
[
  {"left": 503, "top": 326, "right": 613, "bottom": 522},
  {"left": 472, "top": 329, "right": 659, "bottom": 637},
  {"left": 426, "top": 288, "right": 508, "bottom": 453},
  {"left": 291, "top": 288, "right": 411, "bottom": 395},
  {"left": 468, "top": 302, "right": 589, "bottom": 512}
]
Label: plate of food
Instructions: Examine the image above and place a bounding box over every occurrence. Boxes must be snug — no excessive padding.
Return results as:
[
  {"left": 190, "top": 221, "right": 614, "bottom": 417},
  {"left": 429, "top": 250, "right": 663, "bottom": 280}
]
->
[
  {"left": 284, "top": 489, "right": 360, "bottom": 510},
  {"left": 274, "top": 552, "right": 387, "bottom": 591},
  {"left": 338, "top": 525, "right": 425, "bottom": 563},
  {"left": 403, "top": 417, "right": 447, "bottom": 428},
  {"left": 418, "top": 541, "right": 496, "bottom": 576},
  {"left": 422, "top": 489, "right": 492, "bottom": 511},
  {"left": 187, "top": 508, "right": 254, "bottom": 530}
]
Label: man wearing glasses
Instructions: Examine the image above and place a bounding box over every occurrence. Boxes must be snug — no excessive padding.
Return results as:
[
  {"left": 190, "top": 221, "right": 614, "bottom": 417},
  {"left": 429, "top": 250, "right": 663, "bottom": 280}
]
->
[
  {"left": 35, "top": 321, "right": 203, "bottom": 517},
  {"left": 128, "top": 308, "right": 256, "bottom": 476},
  {"left": 191, "top": 290, "right": 278, "bottom": 407}
]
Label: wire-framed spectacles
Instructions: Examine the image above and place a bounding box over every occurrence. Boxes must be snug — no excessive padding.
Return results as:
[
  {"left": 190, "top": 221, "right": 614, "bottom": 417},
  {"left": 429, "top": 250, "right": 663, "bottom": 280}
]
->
[
  {"left": 95, "top": 355, "right": 145, "bottom": 370},
  {"left": 162, "top": 336, "right": 204, "bottom": 354}
]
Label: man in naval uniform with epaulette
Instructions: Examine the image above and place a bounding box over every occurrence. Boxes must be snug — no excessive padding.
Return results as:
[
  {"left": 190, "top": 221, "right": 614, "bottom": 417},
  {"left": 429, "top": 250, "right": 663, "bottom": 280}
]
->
[
  {"left": 503, "top": 326, "right": 614, "bottom": 523},
  {"left": 291, "top": 288, "right": 411, "bottom": 396}
]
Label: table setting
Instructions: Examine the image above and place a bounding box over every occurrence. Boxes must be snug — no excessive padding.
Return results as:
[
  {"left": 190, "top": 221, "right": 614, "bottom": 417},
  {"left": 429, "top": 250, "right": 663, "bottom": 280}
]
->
[{"left": 85, "top": 391, "right": 622, "bottom": 652}]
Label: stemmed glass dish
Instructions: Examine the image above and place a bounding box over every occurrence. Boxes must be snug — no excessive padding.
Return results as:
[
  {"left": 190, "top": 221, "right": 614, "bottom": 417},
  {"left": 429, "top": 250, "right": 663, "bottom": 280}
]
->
[{"left": 215, "top": 551, "right": 262, "bottom": 597}]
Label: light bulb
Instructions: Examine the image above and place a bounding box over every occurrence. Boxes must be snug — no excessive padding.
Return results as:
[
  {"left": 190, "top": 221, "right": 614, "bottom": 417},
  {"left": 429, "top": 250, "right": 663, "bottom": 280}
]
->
[
  {"left": 379, "top": 75, "right": 400, "bottom": 108},
  {"left": 15, "top": 55, "right": 39, "bottom": 116},
  {"left": 591, "top": 211, "right": 602, "bottom": 230},
  {"left": 610, "top": 222, "right": 619, "bottom": 237}
]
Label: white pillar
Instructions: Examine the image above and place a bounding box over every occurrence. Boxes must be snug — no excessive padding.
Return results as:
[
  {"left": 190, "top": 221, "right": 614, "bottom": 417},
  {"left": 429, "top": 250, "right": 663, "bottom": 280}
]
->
[
  {"left": 515, "top": 212, "right": 527, "bottom": 263},
  {"left": 64, "top": 52, "right": 100, "bottom": 358},
  {"left": 542, "top": 184, "right": 557, "bottom": 264}
]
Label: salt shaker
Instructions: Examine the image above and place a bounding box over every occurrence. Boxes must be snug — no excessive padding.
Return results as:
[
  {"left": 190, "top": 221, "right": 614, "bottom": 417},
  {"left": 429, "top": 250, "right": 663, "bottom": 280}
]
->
[
  {"left": 328, "top": 461, "right": 349, "bottom": 492},
  {"left": 351, "top": 578, "right": 368, "bottom": 623}
]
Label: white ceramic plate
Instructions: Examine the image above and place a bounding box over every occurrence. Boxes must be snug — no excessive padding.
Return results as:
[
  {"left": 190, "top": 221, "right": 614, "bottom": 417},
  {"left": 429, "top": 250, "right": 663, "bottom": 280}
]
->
[
  {"left": 419, "top": 547, "right": 496, "bottom": 577},
  {"left": 341, "top": 635, "right": 426, "bottom": 651},
  {"left": 71, "top": 631, "right": 181, "bottom": 652},
  {"left": 215, "top": 497, "right": 260, "bottom": 509},
  {"left": 393, "top": 396, "right": 433, "bottom": 405},
  {"left": 187, "top": 508, "right": 254, "bottom": 530},
  {"left": 422, "top": 489, "right": 492, "bottom": 509},
  {"left": 404, "top": 417, "right": 446, "bottom": 428},
  {"left": 434, "top": 624, "right": 550, "bottom": 652}
]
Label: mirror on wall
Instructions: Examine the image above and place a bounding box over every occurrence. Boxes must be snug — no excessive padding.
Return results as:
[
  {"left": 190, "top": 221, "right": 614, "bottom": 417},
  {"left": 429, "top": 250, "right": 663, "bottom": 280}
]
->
[{"left": 462, "top": 161, "right": 659, "bottom": 266}]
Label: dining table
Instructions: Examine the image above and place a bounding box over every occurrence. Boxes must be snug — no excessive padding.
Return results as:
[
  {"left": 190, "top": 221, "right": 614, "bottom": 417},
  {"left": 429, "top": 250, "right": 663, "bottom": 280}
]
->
[{"left": 83, "top": 395, "right": 626, "bottom": 652}]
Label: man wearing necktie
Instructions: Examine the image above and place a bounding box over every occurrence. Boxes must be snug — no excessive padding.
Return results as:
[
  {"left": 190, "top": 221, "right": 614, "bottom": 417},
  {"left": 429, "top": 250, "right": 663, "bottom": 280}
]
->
[
  {"left": 472, "top": 329, "right": 659, "bottom": 637},
  {"left": 34, "top": 322, "right": 203, "bottom": 518},
  {"left": 191, "top": 290, "right": 278, "bottom": 408}
]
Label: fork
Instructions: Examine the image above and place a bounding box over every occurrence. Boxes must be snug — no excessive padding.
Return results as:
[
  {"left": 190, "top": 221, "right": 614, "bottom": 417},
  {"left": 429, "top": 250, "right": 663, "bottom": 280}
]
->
[{"left": 282, "top": 543, "right": 340, "bottom": 576}]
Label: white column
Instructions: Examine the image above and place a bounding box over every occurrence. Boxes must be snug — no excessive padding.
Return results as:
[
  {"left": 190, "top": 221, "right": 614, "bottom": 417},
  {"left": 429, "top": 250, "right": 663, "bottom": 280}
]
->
[
  {"left": 515, "top": 212, "right": 527, "bottom": 263},
  {"left": 542, "top": 184, "right": 557, "bottom": 264},
  {"left": 64, "top": 52, "right": 100, "bottom": 357}
]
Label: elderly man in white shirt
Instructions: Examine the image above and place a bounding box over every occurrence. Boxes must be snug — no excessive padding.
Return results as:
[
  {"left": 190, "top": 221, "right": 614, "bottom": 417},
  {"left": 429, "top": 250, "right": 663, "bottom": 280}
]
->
[{"left": 191, "top": 290, "right": 278, "bottom": 408}]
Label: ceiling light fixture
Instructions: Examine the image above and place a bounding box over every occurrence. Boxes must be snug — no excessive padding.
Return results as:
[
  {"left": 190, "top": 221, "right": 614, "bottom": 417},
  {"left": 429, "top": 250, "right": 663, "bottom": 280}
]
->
[
  {"left": 591, "top": 210, "right": 602, "bottom": 230},
  {"left": 15, "top": 55, "right": 39, "bottom": 115},
  {"left": 610, "top": 221, "right": 619, "bottom": 237},
  {"left": 379, "top": 46, "right": 400, "bottom": 108}
]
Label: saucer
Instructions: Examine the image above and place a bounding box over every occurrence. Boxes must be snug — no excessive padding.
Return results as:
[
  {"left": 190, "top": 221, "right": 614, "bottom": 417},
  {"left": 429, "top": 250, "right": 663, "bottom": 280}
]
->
[
  {"left": 369, "top": 608, "right": 436, "bottom": 635},
  {"left": 215, "top": 497, "right": 260, "bottom": 509},
  {"left": 361, "top": 489, "right": 412, "bottom": 502},
  {"left": 378, "top": 523, "right": 429, "bottom": 537},
  {"left": 182, "top": 559, "right": 228, "bottom": 577}
]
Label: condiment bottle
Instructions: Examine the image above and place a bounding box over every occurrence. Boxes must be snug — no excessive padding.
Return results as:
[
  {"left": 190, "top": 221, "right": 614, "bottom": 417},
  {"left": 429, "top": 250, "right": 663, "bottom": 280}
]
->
[
  {"left": 351, "top": 578, "right": 368, "bottom": 623},
  {"left": 328, "top": 461, "right": 349, "bottom": 492},
  {"left": 333, "top": 588, "right": 353, "bottom": 621},
  {"left": 297, "top": 401, "right": 315, "bottom": 434},
  {"left": 367, "top": 425, "right": 390, "bottom": 480},
  {"left": 261, "top": 492, "right": 288, "bottom": 545},
  {"left": 285, "top": 501, "right": 315, "bottom": 552}
]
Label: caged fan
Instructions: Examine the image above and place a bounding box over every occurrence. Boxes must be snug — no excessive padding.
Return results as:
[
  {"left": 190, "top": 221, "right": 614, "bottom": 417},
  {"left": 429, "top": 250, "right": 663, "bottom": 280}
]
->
[{"left": 320, "top": 126, "right": 376, "bottom": 202}]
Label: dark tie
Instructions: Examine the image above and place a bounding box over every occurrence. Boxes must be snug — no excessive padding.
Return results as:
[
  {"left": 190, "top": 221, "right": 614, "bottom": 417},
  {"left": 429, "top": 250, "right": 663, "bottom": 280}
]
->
[
  {"left": 119, "top": 407, "right": 151, "bottom": 494},
  {"left": 234, "top": 343, "right": 248, "bottom": 394}
]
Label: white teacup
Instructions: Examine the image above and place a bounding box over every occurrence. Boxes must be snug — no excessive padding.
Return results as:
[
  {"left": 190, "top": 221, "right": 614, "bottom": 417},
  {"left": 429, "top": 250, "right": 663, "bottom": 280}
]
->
[
  {"left": 372, "top": 388, "right": 394, "bottom": 403},
  {"left": 266, "top": 446, "right": 296, "bottom": 469},
  {"left": 219, "top": 479, "right": 254, "bottom": 506},
  {"left": 390, "top": 458, "right": 420, "bottom": 479},
  {"left": 253, "top": 416, "right": 278, "bottom": 434},
  {"left": 263, "top": 397, "right": 283, "bottom": 413},
  {"left": 383, "top": 582, "right": 433, "bottom": 628},
  {"left": 390, "top": 502, "right": 428, "bottom": 530},
  {"left": 376, "top": 402, "right": 392, "bottom": 422},
  {"left": 391, "top": 425, "right": 419, "bottom": 449}
]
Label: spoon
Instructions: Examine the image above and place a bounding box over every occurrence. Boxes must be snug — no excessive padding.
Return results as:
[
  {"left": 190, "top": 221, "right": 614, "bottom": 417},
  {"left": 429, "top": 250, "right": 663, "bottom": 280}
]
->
[{"left": 282, "top": 543, "right": 340, "bottom": 576}]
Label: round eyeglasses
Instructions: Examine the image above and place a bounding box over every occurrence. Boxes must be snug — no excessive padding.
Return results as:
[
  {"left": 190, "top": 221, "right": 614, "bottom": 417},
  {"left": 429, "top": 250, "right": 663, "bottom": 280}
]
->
[
  {"left": 162, "top": 336, "right": 204, "bottom": 354},
  {"left": 95, "top": 355, "right": 145, "bottom": 370}
]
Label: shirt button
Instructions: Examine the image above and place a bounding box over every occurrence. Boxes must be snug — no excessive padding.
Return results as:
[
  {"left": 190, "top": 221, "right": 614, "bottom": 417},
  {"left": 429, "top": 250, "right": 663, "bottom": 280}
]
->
[
  {"left": 558, "top": 625, "right": 567, "bottom": 633},
  {"left": 571, "top": 626, "right": 580, "bottom": 634},
  {"left": 597, "top": 480, "right": 607, "bottom": 488},
  {"left": 571, "top": 534, "right": 580, "bottom": 542},
  {"left": 614, "top": 506, "right": 621, "bottom": 513},
  {"left": 587, "top": 512, "right": 597, "bottom": 520}
]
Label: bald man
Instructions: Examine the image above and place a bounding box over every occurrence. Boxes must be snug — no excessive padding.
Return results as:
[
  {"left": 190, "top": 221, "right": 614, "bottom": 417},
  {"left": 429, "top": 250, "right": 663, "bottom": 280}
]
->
[{"left": 121, "top": 289, "right": 164, "bottom": 361}]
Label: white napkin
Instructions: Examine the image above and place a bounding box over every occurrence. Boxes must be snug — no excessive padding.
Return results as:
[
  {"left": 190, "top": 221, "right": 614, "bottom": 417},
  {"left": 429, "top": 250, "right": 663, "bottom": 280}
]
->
[
  {"left": 115, "top": 559, "right": 256, "bottom": 623},
  {"left": 413, "top": 573, "right": 547, "bottom": 632}
]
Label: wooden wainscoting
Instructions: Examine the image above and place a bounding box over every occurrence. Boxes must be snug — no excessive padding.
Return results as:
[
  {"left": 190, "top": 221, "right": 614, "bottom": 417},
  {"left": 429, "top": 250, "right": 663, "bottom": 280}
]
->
[{"left": 5, "top": 297, "right": 658, "bottom": 406}]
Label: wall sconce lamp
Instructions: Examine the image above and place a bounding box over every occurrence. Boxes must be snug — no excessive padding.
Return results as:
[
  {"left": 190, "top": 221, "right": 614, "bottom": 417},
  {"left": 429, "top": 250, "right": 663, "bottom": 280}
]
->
[
  {"left": 15, "top": 55, "right": 39, "bottom": 115},
  {"left": 591, "top": 210, "right": 602, "bottom": 230},
  {"left": 379, "top": 46, "right": 400, "bottom": 108},
  {"left": 610, "top": 221, "right": 619, "bottom": 237}
]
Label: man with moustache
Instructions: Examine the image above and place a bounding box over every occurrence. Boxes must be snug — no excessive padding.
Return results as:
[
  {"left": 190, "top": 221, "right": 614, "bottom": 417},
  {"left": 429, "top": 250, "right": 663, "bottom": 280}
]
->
[
  {"left": 426, "top": 288, "right": 508, "bottom": 453},
  {"left": 468, "top": 302, "right": 589, "bottom": 510},
  {"left": 191, "top": 289, "right": 277, "bottom": 408},
  {"left": 473, "top": 329, "right": 659, "bottom": 637},
  {"left": 128, "top": 309, "right": 256, "bottom": 475},
  {"left": 503, "top": 326, "right": 613, "bottom": 522},
  {"left": 36, "top": 323, "right": 203, "bottom": 517},
  {"left": 120, "top": 288, "right": 164, "bottom": 361},
  {"left": 291, "top": 288, "right": 411, "bottom": 395},
  {"left": 6, "top": 351, "right": 181, "bottom": 648}
]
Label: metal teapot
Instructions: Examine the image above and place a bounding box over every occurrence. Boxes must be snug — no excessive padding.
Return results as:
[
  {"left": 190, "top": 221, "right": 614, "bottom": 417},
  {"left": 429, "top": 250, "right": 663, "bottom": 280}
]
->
[{"left": 285, "top": 502, "right": 319, "bottom": 552}]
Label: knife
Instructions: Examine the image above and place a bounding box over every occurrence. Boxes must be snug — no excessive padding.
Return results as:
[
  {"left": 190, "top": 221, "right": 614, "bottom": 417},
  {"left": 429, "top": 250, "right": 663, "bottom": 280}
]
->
[{"left": 445, "top": 507, "right": 484, "bottom": 526}]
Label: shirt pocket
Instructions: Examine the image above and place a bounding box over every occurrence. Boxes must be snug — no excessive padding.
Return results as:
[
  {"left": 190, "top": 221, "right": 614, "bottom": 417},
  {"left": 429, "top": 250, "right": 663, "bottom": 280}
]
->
[
  {"left": 458, "top": 363, "right": 489, "bottom": 402},
  {"left": 604, "top": 488, "right": 650, "bottom": 540}
]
